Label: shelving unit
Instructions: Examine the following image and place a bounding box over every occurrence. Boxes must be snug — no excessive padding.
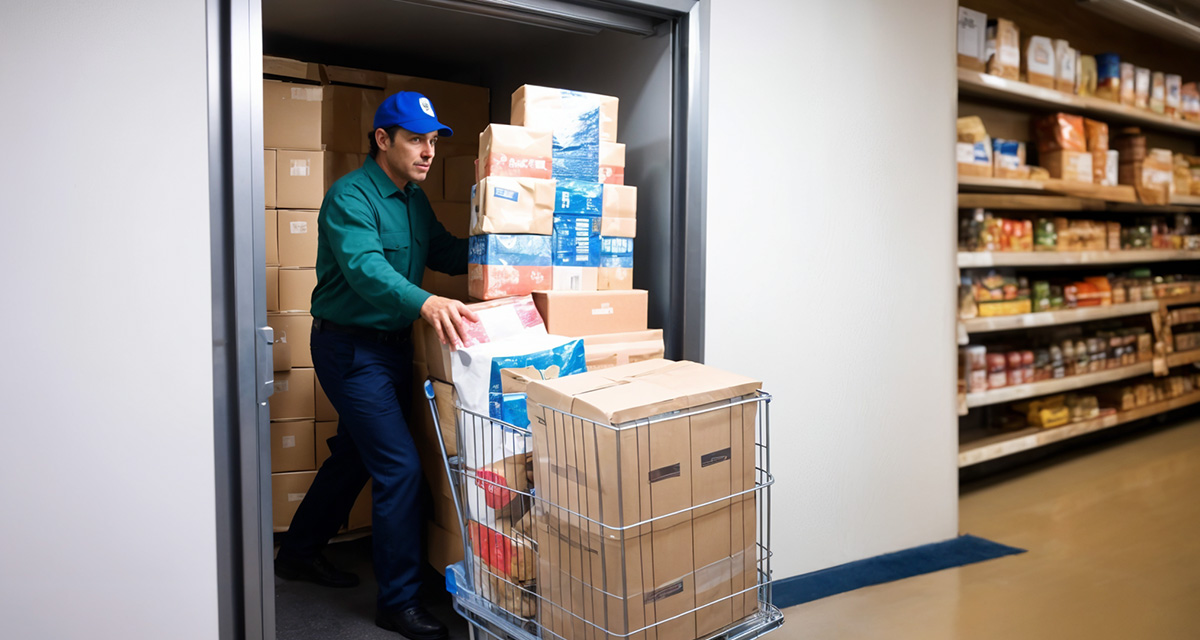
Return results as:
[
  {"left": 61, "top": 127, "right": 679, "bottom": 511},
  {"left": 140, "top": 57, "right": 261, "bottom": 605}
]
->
[
  {"left": 965, "top": 363, "right": 1153, "bottom": 408},
  {"left": 959, "top": 389, "right": 1200, "bottom": 467},
  {"left": 958, "top": 249, "right": 1200, "bottom": 268},
  {"left": 956, "top": 24, "right": 1200, "bottom": 463},
  {"left": 962, "top": 300, "right": 1160, "bottom": 334}
]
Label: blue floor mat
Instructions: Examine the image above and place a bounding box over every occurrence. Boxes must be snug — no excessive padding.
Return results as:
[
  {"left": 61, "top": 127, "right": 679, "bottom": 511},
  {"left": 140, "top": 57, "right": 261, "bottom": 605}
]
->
[{"left": 772, "top": 534, "right": 1026, "bottom": 609}]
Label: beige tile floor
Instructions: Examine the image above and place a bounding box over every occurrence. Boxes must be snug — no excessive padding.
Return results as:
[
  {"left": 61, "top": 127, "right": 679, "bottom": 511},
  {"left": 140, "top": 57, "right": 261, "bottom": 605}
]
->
[{"left": 780, "top": 417, "right": 1200, "bottom": 639}]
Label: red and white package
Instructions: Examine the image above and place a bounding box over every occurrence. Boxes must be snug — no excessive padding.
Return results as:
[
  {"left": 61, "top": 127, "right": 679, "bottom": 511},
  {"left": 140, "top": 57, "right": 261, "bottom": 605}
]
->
[{"left": 457, "top": 295, "right": 546, "bottom": 349}]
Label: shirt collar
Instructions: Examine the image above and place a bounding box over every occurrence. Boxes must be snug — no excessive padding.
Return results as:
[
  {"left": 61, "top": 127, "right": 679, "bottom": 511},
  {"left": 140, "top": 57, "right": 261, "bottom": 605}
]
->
[{"left": 364, "top": 155, "right": 419, "bottom": 199}]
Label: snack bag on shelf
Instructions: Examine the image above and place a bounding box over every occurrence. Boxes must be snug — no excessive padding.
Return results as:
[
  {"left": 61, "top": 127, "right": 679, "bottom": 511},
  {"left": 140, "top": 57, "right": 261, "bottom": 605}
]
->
[
  {"left": 1022, "top": 36, "right": 1055, "bottom": 88},
  {"left": 1054, "top": 40, "right": 1075, "bottom": 93},
  {"left": 957, "top": 116, "right": 993, "bottom": 177},
  {"left": 985, "top": 18, "right": 1020, "bottom": 81},
  {"left": 1034, "top": 113, "right": 1086, "bottom": 153}
]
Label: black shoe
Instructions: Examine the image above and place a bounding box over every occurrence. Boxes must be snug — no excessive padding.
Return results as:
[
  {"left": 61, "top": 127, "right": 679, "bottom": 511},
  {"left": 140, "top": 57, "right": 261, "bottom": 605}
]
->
[
  {"left": 274, "top": 552, "right": 360, "bottom": 588},
  {"left": 376, "top": 604, "right": 449, "bottom": 640}
]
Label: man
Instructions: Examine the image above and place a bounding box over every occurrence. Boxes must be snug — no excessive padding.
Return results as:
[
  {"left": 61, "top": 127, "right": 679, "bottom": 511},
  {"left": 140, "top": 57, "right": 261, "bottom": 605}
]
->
[{"left": 274, "top": 91, "right": 478, "bottom": 640}]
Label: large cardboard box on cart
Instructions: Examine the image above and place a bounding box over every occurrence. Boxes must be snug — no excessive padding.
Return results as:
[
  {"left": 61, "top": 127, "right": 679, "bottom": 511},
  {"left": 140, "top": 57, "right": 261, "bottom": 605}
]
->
[{"left": 524, "top": 360, "right": 761, "bottom": 640}]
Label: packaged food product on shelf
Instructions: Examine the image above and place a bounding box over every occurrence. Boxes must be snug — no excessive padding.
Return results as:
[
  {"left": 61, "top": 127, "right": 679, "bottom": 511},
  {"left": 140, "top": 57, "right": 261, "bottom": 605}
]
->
[
  {"left": 1175, "top": 154, "right": 1192, "bottom": 197},
  {"left": 1113, "top": 128, "right": 1146, "bottom": 163},
  {"left": 1094, "top": 53, "right": 1121, "bottom": 102},
  {"left": 985, "top": 18, "right": 1020, "bottom": 81},
  {"left": 1166, "top": 74, "right": 1183, "bottom": 118},
  {"left": 1022, "top": 36, "right": 1056, "bottom": 88},
  {"left": 1119, "top": 63, "right": 1136, "bottom": 105},
  {"left": 957, "top": 116, "right": 993, "bottom": 177},
  {"left": 992, "top": 138, "right": 1028, "bottom": 179},
  {"left": 974, "top": 271, "right": 1031, "bottom": 317},
  {"left": 1084, "top": 119, "right": 1108, "bottom": 186},
  {"left": 957, "top": 7, "right": 988, "bottom": 72},
  {"left": 1151, "top": 72, "right": 1166, "bottom": 114},
  {"left": 1042, "top": 150, "right": 1093, "bottom": 184},
  {"left": 1182, "top": 83, "right": 1200, "bottom": 122},
  {"left": 1054, "top": 40, "right": 1076, "bottom": 93},
  {"left": 1034, "top": 113, "right": 1086, "bottom": 154},
  {"left": 1078, "top": 55, "right": 1098, "bottom": 97},
  {"left": 1135, "top": 67, "right": 1152, "bottom": 109},
  {"left": 1105, "top": 150, "right": 1120, "bottom": 187}
]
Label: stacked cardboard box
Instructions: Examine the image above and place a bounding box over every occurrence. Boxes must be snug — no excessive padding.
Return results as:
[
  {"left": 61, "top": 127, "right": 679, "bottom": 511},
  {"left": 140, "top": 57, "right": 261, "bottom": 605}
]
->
[
  {"left": 525, "top": 360, "right": 761, "bottom": 640},
  {"left": 469, "top": 86, "right": 636, "bottom": 300}
]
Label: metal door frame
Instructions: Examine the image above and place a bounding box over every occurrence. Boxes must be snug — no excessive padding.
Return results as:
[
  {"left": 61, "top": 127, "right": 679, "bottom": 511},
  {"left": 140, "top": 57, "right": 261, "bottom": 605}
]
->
[{"left": 208, "top": 1, "right": 707, "bottom": 637}]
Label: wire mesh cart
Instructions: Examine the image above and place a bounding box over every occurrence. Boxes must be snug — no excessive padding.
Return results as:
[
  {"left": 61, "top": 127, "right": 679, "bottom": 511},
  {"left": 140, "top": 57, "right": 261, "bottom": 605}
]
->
[{"left": 424, "top": 378, "right": 783, "bottom": 640}]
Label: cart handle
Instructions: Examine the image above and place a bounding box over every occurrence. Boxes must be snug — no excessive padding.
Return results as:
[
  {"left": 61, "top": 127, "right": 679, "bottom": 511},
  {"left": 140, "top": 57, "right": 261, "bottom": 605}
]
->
[{"left": 424, "top": 379, "right": 435, "bottom": 400}]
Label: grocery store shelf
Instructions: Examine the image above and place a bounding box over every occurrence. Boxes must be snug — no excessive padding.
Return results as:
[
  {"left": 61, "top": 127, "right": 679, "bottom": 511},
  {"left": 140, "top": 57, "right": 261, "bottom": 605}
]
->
[
  {"left": 1167, "top": 349, "right": 1200, "bottom": 368},
  {"left": 957, "top": 193, "right": 1103, "bottom": 211},
  {"left": 959, "top": 388, "right": 1200, "bottom": 467},
  {"left": 1079, "top": 0, "right": 1200, "bottom": 52},
  {"left": 958, "top": 175, "right": 1046, "bottom": 194},
  {"left": 959, "top": 68, "right": 1200, "bottom": 135},
  {"left": 1161, "top": 292, "right": 1200, "bottom": 307},
  {"left": 961, "top": 301, "right": 1160, "bottom": 334},
  {"left": 958, "top": 175, "right": 1137, "bottom": 203},
  {"left": 1171, "top": 194, "right": 1200, "bottom": 207},
  {"left": 965, "top": 362, "right": 1153, "bottom": 408},
  {"left": 958, "top": 249, "right": 1200, "bottom": 268}
]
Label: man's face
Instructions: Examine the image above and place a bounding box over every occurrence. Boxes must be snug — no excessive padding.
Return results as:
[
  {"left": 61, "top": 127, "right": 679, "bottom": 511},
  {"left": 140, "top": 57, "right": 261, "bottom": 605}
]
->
[{"left": 377, "top": 126, "right": 437, "bottom": 187}]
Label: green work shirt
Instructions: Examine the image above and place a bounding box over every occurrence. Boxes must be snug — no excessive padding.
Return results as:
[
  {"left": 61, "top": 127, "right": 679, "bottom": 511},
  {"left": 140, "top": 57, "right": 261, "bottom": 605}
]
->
[{"left": 311, "top": 155, "right": 467, "bottom": 331}]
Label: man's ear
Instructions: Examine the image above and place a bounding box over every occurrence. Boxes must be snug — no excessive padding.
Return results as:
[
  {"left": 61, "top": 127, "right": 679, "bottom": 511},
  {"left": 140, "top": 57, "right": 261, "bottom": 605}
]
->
[{"left": 374, "top": 128, "right": 389, "bottom": 151}]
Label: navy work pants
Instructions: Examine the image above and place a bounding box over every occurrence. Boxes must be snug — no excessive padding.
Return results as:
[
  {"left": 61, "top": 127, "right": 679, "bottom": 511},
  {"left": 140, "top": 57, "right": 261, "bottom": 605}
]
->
[{"left": 277, "top": 324, "right": 424, "bottom": 611}]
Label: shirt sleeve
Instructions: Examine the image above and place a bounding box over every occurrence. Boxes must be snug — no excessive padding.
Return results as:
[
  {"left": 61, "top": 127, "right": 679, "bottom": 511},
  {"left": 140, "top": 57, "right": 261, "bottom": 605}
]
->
[
  {"left": 425, "top": 207, "right": 469, "bottom": 276},
  {"left": 320, "top": 189, "right": 431, "bottom": 318}
]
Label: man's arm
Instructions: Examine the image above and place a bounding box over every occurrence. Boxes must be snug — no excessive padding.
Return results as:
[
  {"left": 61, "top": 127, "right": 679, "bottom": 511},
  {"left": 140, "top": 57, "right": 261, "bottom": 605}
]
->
[{"left": 320, "top": 190, "right": 431, "bottom": 319}]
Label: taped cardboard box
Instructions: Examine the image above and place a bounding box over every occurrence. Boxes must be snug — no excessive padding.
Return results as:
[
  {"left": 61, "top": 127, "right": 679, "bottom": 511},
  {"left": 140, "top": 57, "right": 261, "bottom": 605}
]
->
[
  {"left": 270, "top": 419, "right": 316, "bottom": 473},
  {"left": 552, "top": 215, "right": 601, "bottom": 291},
  {"left": 278, "top": 267, "right": 316, "bottom": 312},
  {"left": 470, "top": 177, "right": 556, "bottom": 236},
  {"left": 265, "top": 149, "right": 277, "bottom": 208},
  {"left": 511, "top": 85, "right": 619, "bottom": 143},
  {"left": 427, "top": 519, "right": 465, "bottom": 575},
  {"left": 315, "top": 376, "right": 337, "bottom": 421},
  {"left": 262, "top": 80, "right": 367, "bottom": 153},
  {"left": 276, "top": 150, "right": 364, "bottom": 210},
  {"left": 271, "top": 321, "right": 291, "bottom": 373},
  {"left": 552, "top": 267, "right": 598, "bottom": 292},
  {"left": 263, "top": 56, "right": 322, "bottom": 83},
  {"left": 320, "top": 64, "right": 388, "bottom": 90},
  {"left": 600, "top": 142, "right": 626, "bottom": 185},
  {"left": 266, "top": 266, "right": 280, "bottom": 312},
  {"left": 270, "top": 366, "right": 316, "bottom": 420},
  {"left": 268, "top": 312, "right": 313, "bottom": 368},
  {"left": 277, "top": 210, "right": 320, "bottom": 268},
  {"left": 266, "top": 209, "right": 279, "bottom": 266},
  {"left": 1042, "top": 150, "right": 1093, "bottom": 184},
  {"left": 956, "top": 7, "right": 987, "bottom": 72},
  {"left": 444, "top": 156, "right": 476, "bottom": 203},
  {"left": 272, "top": 471, "right": 317, "bottom": 531},
  {"left": 601, "top": 184, "right": 637, "bottom": 238},
  {"left": 554, "top": 179, "right": 603, "bottom": 216},
  {"left": 468, "top": 235, "right": 553, "bottom": 300},
  {"left": 314, "top": 420, "right": 337, "bottom": 467},
  {"left": 478, "top": 124, "right": 552, "bottom": 181},
  {"left": 582, "top": 329, "right": 664, "bottom": 370},
  {"left": 532, "top": 290, "right": 648, "bottom": 337}
]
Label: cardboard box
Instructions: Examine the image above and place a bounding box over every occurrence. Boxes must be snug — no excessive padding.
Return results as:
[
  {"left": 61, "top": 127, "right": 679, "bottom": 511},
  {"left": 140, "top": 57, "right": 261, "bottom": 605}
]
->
[
  {"left": 270, "top": 367, "right": 316, "bottom": 420},
  {"left": 265, "top": 149, "right": 277, "bottom": 208},
  {"left": 421, "top": 156, "right": 445, "bottom": 201},
  {"left": 321, "top": 64, "right": 388, "bottom": 90},
  {"left": 417, "top": 295, "right": 547, "bottom": 383},
  {"left": 532, "top": 290, "right": 648, "bottom": 337},
  {"left": 601, "top": 183, "right": 636, "bottom": 237},
  {"left": 277, "top": 210, "right": 320, "bottom": 268},
  {"left": 511, "top": 85, "right": 618, "bottom": 143},
  {"left": 278, "top": 267, "right": 316, "bottom": 312},
  {"left": 275, "top": 150, "right": 364, "bottom": 210},
  {"left": 315, "top": 376, "right": 337, "bottom": 422},
  {"left": 266, "top": 209, "right": 279, "bottom": 266},
  {"left": 956, "top": 7, "right": 987, "bottom": 72},
  {"left": 270, "top": 419, "right": 316, "bottom": 473},
  {"left": 266, "top": 265, "right": 279, "bottom": 312},
  {"left": 272, "top": 471, "right": 317, "bottom": 531},
  {"left": 527, "top": 359, "right": 760, "bottom": 640},
  {"left": 553, "top": 214, "right": 601, "bottom": 268},
  {"left": 1042, "top": 150, "right": 1093, "bottom": 183},
  {"left": 477, "top": 124, "right": 553, "bottom": 181},
  {"left": 263, "top": 56, "right": 321, "bottom": 83},
  {"left": 985, "top": 18, "right": 1020, "bottom": 81},
  {"left": 468, "top": 235, "right": 553, "bottom": 301},
  {"left": 268, "top": 312, "right": 313, "bottom": 368},
  {"left": 314, "top": 420, "right": 337, "bottom": 467},
  {"left": 428, "top": 519, "right": 465, "bottom": 575},
  {"left": 599, "top": 142, "right": 626, "bottom": 185},
  {"left": 598, "top": 232, "right": 634, "bottom": 290},
  {"left": 1022, "top": 36, "right": 1055, "bottom": 89},
  {"left": 551, "top": 267, "right": 598, "bottom": 292},
  {"left": 263, "top": 80, "right": 361, "bottom": 152},
  {"left": 271, "top": 327, "right": 291, "bottom": 373},
  {"left": 444, "top": 156, "right": 476, "bottom": 203},
  {"left": 470, "top": 177, "right": 556, "bottom": 236},
  {"left": 582, "top": 329, "right": 665, "bottom": 370}
]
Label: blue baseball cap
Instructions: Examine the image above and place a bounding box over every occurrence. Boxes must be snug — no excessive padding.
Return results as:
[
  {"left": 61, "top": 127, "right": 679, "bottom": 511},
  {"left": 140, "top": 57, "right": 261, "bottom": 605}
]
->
[{"left": 373, "top": 91, "right": 453, "bottom": 137}]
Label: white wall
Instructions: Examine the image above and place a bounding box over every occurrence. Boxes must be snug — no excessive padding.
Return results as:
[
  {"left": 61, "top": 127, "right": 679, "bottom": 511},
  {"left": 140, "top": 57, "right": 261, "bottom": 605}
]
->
[
  {"left": 0, "top": 2, "right": 218, "bottom": 638},
  {"left": 703, "top": 0, "right": 960, "bottom": 577}
]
